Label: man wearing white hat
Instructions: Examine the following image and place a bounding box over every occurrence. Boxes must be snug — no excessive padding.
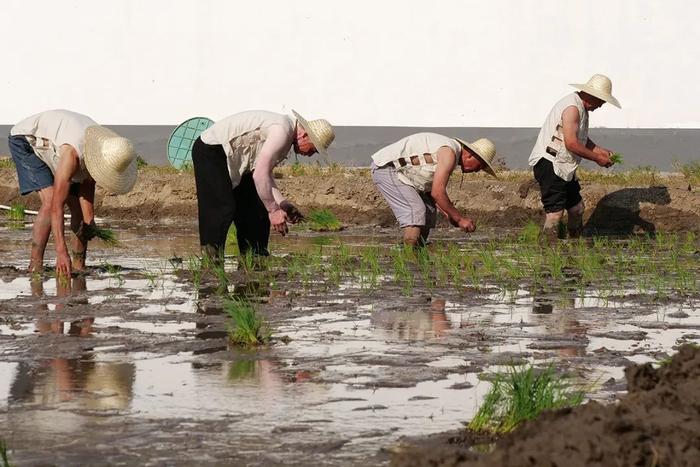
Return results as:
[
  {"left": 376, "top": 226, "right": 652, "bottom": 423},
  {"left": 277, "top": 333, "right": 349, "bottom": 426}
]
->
[
  {"left": 192, "top": 109, "right": 335, "bottom": 262},
  {"left": 371, "top": 133, "right": 498, "bottom": 246},
  {"left": 8, "top": 109, "right": 138, "bottom": 276},
  {"left": 528, "top": 74, "right": 621, "bottom": 239}
]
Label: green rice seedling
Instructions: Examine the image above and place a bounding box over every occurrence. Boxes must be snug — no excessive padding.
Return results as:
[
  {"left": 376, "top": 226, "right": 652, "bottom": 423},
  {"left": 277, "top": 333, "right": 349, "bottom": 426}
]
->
[
  {"left": 225, "top": 225, "right": 239, "bottom": 256},
  {"left": 0, "top": 438, "right": 12, "bottom": 467},
  {"left": 518, "top": 220, "right": 541, "bottom": 245},
  {"left": 185, "top": 255, "right": 204, "bottom": 290},
  {"left": 7, "top": 203, "right": 25, "bottom": 221},
  {"left": 142, "top": 270, "right": 159, "bottom": 288},
  {"left": 469, "top": 364, "right": 585, "bottom": 434},
  {"left": 101, "top": 262, "right": 124, "bottom": 286},
  {"left": 306, "top": 209, "right": 342, "bottom": 232},
  {"left": 675, "top": 160, "right": 700, "bottom": 185},
  {"left": 609, "top": 152, "right": 624, "bottom": 165},
  {"left": 414, "top": 246, "right": 433, "bottom": 289},
  {"left": 94, "top": 226, "right": 120, "bottom": 246},
  {"left": 225, "top": 298, "right": 271, "bottom": 346},
  {"left": 0, "top": 157, "right": 15, "bottom": 169}
]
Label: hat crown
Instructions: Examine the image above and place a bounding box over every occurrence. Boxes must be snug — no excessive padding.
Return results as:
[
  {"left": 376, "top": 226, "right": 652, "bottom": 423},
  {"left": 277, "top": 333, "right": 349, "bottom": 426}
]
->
[
  {"left": 101, "top": 136, "right": 136, "bottom": 173},
  {"left": 307, "top": 118, "right": 335, "bottom": 151},
  {"left": 470, "top": 138, "right": 496, "bottom": 164},
  {"left": 585, "top": 74, "right": 613, "bottom": 94}
]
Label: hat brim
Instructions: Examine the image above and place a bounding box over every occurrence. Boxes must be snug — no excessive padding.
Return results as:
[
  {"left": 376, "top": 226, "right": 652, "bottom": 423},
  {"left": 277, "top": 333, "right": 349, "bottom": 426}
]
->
[
  {"left": 292, "top": 110, "right": 329, "bottom": 162},
  {"left": 454, "top": 138, "right": 498, "bottom": 179},
  {"left": 84, "top": 126, "right": 138, "bottom": 195},
  {"left": 569, "top": 84, "right": 621, "bottom": 108}
]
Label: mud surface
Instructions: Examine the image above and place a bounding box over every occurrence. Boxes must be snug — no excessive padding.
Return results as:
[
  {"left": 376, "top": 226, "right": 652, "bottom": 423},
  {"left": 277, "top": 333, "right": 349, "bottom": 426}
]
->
[
  {"left": 1, "top": 222, "right": 699, "bottom": 465},
  {"left": 393, "top": 344, "right": 700, "bottom": 467},
  {"left": 1, "top": 167, "right": 699, "bottom": 232}
]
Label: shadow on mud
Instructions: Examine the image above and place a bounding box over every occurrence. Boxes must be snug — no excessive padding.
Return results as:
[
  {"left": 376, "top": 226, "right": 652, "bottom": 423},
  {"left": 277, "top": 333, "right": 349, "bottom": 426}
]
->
[{"left": 583, "top": 186, "right": 671, "bottom": 237}]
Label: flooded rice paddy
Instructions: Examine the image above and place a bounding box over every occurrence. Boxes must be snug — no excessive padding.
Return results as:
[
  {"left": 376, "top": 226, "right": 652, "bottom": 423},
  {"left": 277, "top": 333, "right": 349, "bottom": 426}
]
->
[{"left": 0, "top": 223, "right": 698, "bottom": 465}]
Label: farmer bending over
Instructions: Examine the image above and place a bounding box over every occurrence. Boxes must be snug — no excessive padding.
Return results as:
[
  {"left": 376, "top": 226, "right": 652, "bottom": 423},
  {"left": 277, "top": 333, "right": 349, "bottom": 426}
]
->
[
  {"left": 528, "top": 74, "right": 621, "bottom": 239},
  {"left": 371, "top": 133, "right": 498, "bottom": 246},
  {"left": 192, "top": 110, "right": 335, "bottom": 262},
  {"left": 8, "top": 109, "right": 138, "bottom": 275}
]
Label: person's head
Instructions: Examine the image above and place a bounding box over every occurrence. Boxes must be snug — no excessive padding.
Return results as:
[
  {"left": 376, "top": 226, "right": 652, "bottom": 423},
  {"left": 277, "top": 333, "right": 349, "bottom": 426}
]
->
[
  {"left": 569, "top": 74, "right": 621, "bottom": 111},
  {"left": 291, "top": 110, "right": 335, "bottom": 157},
  {"left": 454, "top": 138, "right": 498, "bottom": 178}
]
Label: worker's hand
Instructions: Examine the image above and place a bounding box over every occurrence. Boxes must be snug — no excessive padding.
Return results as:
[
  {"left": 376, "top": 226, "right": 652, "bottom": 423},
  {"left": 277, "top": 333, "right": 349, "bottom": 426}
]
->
[
  {"left": 595, "top": 150, "right": 613, "bottom": 168},
  {"left": 56, "top": 251, "right": 72, "bottom": 279},
  {"left": 269, "top": 208, "right": 289, "bottom": 236},
  {"left": 280, "top": 200, "right": 305, "bottom": 224},
  {"left": 76, "top": 220, "right": 97, "bottom": 242},
  {"left": 457, "top": 217, "right": 476, "bottom": 233}
]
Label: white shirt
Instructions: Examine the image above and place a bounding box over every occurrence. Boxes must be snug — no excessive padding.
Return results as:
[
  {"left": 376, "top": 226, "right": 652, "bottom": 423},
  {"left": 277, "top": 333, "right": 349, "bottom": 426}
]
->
[{"left": 11, "top": 109, "right": 96, "bottom": 182}]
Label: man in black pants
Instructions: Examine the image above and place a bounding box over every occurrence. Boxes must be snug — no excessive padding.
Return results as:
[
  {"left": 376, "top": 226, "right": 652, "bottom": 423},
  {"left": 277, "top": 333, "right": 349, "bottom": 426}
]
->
[
  {"left": 528, "top": 74, "right": 621, "bottom": 239},
  {"left": 191, "top": 110, "right": 335, "bottom": 262}
]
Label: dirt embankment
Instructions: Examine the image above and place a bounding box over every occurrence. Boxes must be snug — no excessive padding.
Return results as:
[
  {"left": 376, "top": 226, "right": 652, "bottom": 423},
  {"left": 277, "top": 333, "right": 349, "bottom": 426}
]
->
[
  {"left": 392, "top": 344, "right": 700, "bottom": 467},
  {"left": 1, "top": 167, "right": 698, "bottom": 232}
]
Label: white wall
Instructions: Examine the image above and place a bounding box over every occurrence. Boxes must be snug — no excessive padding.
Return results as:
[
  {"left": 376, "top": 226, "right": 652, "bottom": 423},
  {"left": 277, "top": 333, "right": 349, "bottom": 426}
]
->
[{"left": 3, "top": 0, "right": 698, "bottom": 128}]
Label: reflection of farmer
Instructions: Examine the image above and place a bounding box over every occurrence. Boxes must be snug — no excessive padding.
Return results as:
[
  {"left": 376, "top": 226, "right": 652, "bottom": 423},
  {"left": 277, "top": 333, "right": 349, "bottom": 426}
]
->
[
  {"left": 371, "top": 133, "right": 498, "bottom": 246},
  {"left": 191, "top": 110, "right": 335, "bottom": 261},
  {"left": 528, "top": 75, "right": 621, "bottom": 239},
  {"left": 8, "top": 110, "right": 137, "bottom": 275}
]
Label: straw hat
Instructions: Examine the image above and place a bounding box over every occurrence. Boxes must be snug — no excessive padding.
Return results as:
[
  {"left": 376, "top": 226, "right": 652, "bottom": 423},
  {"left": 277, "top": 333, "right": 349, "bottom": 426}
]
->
[
  {"left": 291, "top": 110, "right": 335, "bottom": 156},
  {"left": 84, "top": 126, "right": 138, "bottom": 194},
  {"left": 569, "top": 74, "right": 621, "bottom": 108},
  {"left": 454, "top": 137, "right": 499, "bottom": 178}
]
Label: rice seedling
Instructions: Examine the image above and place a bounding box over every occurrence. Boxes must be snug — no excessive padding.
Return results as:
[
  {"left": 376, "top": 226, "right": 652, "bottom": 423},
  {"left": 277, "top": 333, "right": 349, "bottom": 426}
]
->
[
  {"left": 0, "top": 438, "right": 12, "bottom": 467},
  {"left": 225, "top": 298, "right": 271, "bottom": 346},
  {"left": 468, "top": 364, "right": 585, "bottom": 434},
  {"left": 185, "top": 255, "right": 204, "bottom": 290},
  {"left": 609, "top": 152, "right": 624, "bottom": 165},
  {"left": 0, "top": 157, "right": 15, "bottom": 169},
  {"left": 101, "top": 262, "right": 124, "bottom": 286},
  {"left": 517, "top": 220, "right": 541, "bottom": 245},
  {"left": 7, "top": 203, "right": 25, "bottom": 221},
  {"left": 93, "top": 226, "right": 120, "bottom": 246},
  {"left": 306, "top": 209, "right": 342, "bottom": 232},
  {"left": 675, "top": 160, "right": 700, "bottom": 185}
]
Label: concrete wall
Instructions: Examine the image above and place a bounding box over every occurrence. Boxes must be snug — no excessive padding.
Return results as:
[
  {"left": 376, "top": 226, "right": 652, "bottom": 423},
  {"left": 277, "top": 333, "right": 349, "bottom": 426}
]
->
[{"left": 3, "top": 0, "right": 699, "bottom": 128}]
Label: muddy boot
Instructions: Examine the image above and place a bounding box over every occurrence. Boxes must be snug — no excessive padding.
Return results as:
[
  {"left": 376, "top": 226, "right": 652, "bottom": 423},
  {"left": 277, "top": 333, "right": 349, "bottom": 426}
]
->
[{"left": 517, "top": 178, "right": 539, "bottom": 199}]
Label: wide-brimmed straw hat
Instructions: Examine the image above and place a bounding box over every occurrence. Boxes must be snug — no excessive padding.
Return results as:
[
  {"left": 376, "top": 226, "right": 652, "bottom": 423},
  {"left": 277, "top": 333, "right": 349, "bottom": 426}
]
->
[
  {"left": 84, "top": 126, "right": 138, "bottom": 195},
  {"left": 569, "top": 74, "right": 621, "bottom": 108},
  {"left": 291, "top": 110, "right": 335, "bottom": 156},
  {"left": 454, "top": 137, "right": 499, "bottom": 178}
]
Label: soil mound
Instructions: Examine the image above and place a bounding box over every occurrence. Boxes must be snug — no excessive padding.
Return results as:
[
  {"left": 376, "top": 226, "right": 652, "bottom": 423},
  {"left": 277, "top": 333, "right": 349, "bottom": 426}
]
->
[{"left": 392, "top": 344, "right": 700, "bottom": 467}]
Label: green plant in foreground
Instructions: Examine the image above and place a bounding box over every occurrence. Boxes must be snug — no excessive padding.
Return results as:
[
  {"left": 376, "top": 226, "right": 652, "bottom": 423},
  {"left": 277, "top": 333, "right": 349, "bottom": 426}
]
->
[
  {"left": 225, "top": 299, "right": 271, "bottom": 346},
  {"left": 306, "top": 209, "right": 342, "bottom": 231},
  {"left": 1, "top": 438, "right": 12, "bottom": 467},
  {"left": 610, "top": 152, "right": 624, "bottom": 165},
  {"left": 469, "top": 364, "right": 585, "bottom": 434},
  {"left": 7, "top": 203, "right": 25, "bottom": 221}
]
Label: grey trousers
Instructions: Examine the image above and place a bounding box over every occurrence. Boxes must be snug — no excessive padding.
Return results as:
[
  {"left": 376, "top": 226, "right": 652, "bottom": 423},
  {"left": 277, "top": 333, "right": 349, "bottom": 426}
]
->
[{"left": 371, "top": 162, "right": 436, "bottom": 229}]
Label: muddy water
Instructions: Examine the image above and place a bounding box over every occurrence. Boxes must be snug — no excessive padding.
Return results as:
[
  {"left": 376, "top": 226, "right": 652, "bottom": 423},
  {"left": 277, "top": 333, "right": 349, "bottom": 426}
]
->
[{"left": 1, "top": 224, "right": 699, "bottom": 465}]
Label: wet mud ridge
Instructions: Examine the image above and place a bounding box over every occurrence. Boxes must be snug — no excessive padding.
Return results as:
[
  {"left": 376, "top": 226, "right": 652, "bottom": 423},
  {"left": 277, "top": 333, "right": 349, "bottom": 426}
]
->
[{"left": 392, "top": 344, "right": 700, "bottom": 467}]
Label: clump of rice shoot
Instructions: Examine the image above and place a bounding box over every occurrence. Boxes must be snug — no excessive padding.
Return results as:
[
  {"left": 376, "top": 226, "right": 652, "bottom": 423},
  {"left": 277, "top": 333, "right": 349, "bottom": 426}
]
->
[
  {"left": 468, "top": 364, "right": 585, "bottom": 434},
  {"left": 306, "top": 209, "right": 342, "bottom": 232},
  {"left": 225, "top": 298, "right": 271, "bottom": 346},
  {"left": 1, "top": 438, "right": 12, "bottom": 467},
  {"left": 610, "top": 152, "right": 624, "bottom": 165},
  {"left": 94, "top": 226, "right": 120, "bottom": 246},
  {"left": 7, "top": 203, "right": 25, "bottom": 221}
]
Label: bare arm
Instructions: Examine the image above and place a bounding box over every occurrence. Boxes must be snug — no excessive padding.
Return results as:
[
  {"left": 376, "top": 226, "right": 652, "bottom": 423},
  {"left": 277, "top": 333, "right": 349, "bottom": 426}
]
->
[
  {"left": 562, "top": 106, "right": 612, "bottom": 167},
  {"left": 52, "top": 144, "right": 80, "bottom": 276},
  {"left": 431, "top": 147, "right": 475, "bottom": 232},
  {"left": 252, "top": 125, "right": 293, "bottom": 234}
]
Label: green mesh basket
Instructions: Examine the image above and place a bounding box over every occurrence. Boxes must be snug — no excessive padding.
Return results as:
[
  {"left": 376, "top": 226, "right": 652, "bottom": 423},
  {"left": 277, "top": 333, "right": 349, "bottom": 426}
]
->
[{"left": 167, "top": 117, "right": 214, "bottom": 169}]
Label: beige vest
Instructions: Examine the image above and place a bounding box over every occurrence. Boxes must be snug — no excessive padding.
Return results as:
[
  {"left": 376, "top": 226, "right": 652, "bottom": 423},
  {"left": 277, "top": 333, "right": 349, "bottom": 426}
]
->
[
  {"left": 200, "top": 110, "right": 294, "bottom": 188},
  {"left": 371, "top": 133, "right": 460, "bottom": 192},
  {"left": 529, "top": 93, "right": 589, "bottom": 181},
  {"left": 10, "top": 109, "right": 95, "bottom": 182}
]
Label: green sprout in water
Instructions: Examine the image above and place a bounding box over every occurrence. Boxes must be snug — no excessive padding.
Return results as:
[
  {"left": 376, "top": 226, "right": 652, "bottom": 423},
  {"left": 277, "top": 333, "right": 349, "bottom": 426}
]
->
[
  {"left": 468, "top": 364, "right": 585, "bottom": 434},
  {"left": 306, "top": 209, "right": 342, "bottom": 232},
  {"left": 225, "top": 298, "right": 271, "bottom": 346},
  {"left": 1, "top": 438, "right": 13, "bottom": 467},
  {"left": 610, "top": 152, "right": 624, "bottom": 165},
  {"left": 93, "top": 226, "right": 120, "bottom": 246},
  {"left": 7, "top": 203, "right": 25, "bottom": 221}
]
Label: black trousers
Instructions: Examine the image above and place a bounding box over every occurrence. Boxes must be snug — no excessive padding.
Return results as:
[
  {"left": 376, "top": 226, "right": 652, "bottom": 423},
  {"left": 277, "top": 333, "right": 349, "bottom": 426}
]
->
[{"left": 191, "top": 137, "right": 270, "bottom": 256}]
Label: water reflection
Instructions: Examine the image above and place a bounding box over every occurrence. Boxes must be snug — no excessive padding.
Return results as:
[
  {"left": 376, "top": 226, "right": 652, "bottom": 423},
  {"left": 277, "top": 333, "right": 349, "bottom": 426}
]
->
[
  {"left": 32, "top": 275, "right": 94, "bottom": 337},
  {"left": 9, "top": 355, "right": 135, "bottom": 411},
  {"left": 531, "top": 288, "right": 588, "bottom": 357},
  {"left": 372, "top": 300, "right": 452, "bottom": 340}
]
